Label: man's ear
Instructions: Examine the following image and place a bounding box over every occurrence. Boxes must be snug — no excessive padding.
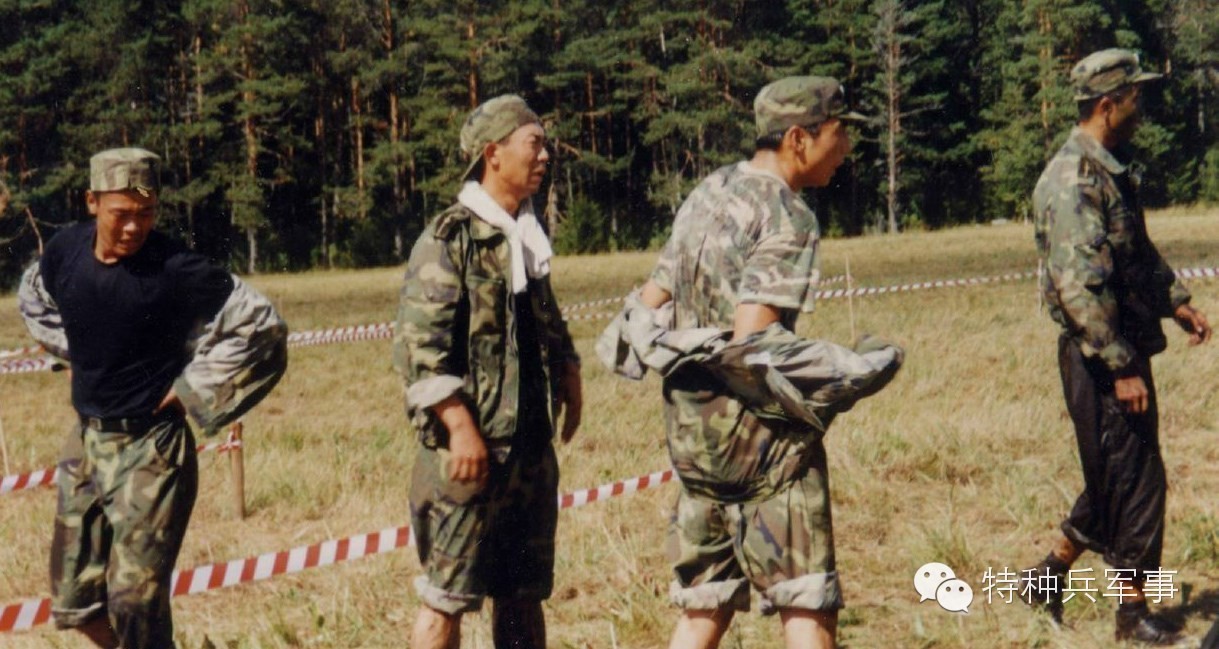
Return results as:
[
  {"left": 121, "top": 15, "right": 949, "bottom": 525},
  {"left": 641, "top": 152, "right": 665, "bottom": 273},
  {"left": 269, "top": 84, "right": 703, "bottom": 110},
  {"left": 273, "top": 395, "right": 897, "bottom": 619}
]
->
[
  {"left": 482, "top": 141, "right": 499, "bottom": 173},
  {"left": 782, "top": 126, "right": 809, "bottom": 158},
  {"left": 85, "top": 190, "right": 100, "bottom": 216}
]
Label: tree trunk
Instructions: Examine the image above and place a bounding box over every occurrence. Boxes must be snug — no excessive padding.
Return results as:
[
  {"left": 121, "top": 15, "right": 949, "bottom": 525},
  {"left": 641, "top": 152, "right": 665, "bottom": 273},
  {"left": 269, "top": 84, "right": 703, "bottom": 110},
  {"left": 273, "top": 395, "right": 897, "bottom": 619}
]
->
[{"left": 239, "top": 0, "right": 259, "bottom": 274}]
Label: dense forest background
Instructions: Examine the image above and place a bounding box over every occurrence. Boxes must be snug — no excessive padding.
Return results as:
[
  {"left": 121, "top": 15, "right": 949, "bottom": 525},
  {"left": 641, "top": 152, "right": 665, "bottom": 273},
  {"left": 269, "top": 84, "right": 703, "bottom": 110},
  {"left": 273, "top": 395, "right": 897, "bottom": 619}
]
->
[{"left": 1, "top": 0, "right": 1218, "bottom": 285}]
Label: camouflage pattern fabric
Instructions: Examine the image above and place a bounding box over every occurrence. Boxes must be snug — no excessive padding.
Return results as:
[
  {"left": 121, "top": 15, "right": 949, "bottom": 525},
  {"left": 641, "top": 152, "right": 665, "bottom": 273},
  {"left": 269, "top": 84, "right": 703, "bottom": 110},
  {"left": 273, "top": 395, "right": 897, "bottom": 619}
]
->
[
  {"left": 410, "top": 441, "right": 559, "bottom": 614},
  {"left": 90, "top": 147, "right": 161, "bottom": 196},
  {"left": 753, "top": 76, "right": 867, "bottom": 137},
  {"left": 174, "top": 275, "right": 289, "bottom": 436},
  {"left": 17, "top": 263, "right": 69, "bottom": 360},
  {"left": 50, "top": 416, "right": 198, "bottom": 648},
  {"left": 643, "top": 162, "right": 834, "bottom": 502},
  {"left": 1070, "top": 48, "right": 1162, "bottom": 101},
  {"left": 20, "top": 266, "right": 289, "bottom": 437},
  {"left": 458, "top": 95, "right": 541, "bottom": 181},
  {"left": 668, "top": 460, "right": 842, "bottom": 613},
  {"left": 597, "top": 293, "right": 902, "bottom": 502},
  {"left": 394, "top": 203, "right": 578, "bottom": 452},
  {"left": 1033, "top": 127, "right": 1190, "bottom": 373},
  {"left": 650, "top": 162, "right": 821, "bottom": 332}
]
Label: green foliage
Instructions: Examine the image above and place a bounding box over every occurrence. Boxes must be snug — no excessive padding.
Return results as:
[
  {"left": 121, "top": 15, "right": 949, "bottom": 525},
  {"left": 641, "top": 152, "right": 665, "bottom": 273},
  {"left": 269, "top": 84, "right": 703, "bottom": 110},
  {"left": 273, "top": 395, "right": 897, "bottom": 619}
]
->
[
  {"left": 553, "top": 197, "right": 611, "bottom": 255},
  {"left": 1, "top": 0, "right": 1218, "bottom": 287}
]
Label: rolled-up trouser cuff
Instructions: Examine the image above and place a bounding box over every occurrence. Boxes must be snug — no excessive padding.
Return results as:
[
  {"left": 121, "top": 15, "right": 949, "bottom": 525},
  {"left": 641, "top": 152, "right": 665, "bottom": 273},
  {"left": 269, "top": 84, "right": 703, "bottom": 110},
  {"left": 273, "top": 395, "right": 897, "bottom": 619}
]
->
[
  {"left": 51, "top": 602, "right": 106, "bottom": 630},
  {"left": 669, "top": 577, "right": 751, "bottom": 612},
  {"left": 759, "top": 571, "right": 844, "bottom": 616},
  {"left": 414, "top": 575, "right": 483, "bottom": 615}
]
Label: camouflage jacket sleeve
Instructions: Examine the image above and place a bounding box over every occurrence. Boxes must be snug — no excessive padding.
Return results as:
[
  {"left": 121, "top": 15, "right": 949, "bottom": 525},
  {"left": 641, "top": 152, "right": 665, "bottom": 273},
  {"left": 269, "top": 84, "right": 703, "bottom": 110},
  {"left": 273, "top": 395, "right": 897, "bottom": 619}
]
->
[
  {"left": 173, "top": 275, "right": 289, "bottom": 436},
  {"left": 17, "top": 262, "right": 70, "bottom": 361},
  {"left": 1045, "top": 180, "right": 1137, "bottom": 372},
  {"left": 393, "top": 230, "right": 467, "bottom": 410}
]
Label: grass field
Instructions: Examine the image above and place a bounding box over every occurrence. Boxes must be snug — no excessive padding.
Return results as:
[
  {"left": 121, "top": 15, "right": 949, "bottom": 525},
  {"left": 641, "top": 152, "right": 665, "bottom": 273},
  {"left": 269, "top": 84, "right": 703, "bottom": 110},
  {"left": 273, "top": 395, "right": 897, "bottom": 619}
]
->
[{"left": 1, "top": 209, "right": 1218, "bottom": 648}]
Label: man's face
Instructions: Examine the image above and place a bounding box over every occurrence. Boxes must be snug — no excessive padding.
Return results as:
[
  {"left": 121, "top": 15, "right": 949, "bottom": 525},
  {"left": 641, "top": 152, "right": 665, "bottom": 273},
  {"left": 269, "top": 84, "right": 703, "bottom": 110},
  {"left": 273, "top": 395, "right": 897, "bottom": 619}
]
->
[
  {"left": 1107, "top": 84, "right": 1143, "bottom": 143},
  {"left": 87, "top": 189, "right": 158, "bottom": 260},
  {"left": 800, "top": 119, "right": 852, "bottom": 188},
  {"left": 487, "top": 122, "right": 550, "bottom": 198}
]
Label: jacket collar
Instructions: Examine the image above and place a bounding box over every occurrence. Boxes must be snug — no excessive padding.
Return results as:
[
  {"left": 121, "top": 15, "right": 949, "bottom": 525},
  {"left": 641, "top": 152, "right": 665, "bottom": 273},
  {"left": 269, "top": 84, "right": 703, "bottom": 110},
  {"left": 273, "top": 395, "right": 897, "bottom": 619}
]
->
[{"left": 1069, "top": 127, "right": 1127, "bottom": 175}]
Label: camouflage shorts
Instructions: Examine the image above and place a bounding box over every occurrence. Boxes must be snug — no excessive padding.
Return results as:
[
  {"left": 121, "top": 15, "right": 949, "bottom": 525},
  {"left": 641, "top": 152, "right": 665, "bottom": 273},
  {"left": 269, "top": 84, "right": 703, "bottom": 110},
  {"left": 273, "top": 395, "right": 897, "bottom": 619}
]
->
[
  {"left": 409, "top": 441, "right": 558, "bottom": 615},
  {"left": 50, "top": 415, "right": 198, "bottom": 649},
  {"left": 667, "top": 446, "right": 843, "bottom": 614}
]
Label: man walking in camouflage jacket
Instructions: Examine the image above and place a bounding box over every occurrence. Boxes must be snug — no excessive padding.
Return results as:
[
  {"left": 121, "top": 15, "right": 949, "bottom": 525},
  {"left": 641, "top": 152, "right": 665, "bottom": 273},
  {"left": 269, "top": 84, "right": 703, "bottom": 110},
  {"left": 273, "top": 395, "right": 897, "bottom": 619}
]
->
[
  {"left": 1023, "top": 48, "right": 1211, "bottom": 645},
  {"left": 18, "top": 147, "right": 288, "bottom": 649},
  {"left": 395, "top": 94, "right": 582, "bottom": 649},
  {"left": 632, "top": 76, "right": 867, "bottom": 649}
]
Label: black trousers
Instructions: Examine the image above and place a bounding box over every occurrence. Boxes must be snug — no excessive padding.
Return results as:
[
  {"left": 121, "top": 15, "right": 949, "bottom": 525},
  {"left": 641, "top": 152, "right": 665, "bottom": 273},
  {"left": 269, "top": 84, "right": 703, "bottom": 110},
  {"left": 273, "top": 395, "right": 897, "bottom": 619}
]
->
[{"left": 1058, "top": 335, "right": 1166, "bottom": 578}]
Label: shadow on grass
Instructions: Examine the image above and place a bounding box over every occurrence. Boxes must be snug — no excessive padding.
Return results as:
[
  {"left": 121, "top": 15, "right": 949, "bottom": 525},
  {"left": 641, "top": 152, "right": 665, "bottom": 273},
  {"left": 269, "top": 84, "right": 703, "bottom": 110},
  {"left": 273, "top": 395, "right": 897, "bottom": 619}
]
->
[{"left": 1155, "top": 584, "right": 1219, "bottom": 629}]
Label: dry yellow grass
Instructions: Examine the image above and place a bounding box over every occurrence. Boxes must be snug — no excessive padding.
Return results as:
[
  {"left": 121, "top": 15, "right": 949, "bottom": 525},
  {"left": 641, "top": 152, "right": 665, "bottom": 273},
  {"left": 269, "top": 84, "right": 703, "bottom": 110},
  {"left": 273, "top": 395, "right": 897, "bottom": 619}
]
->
[{"left": 1, "top": 209, "right": 1218, "bottom": 648}]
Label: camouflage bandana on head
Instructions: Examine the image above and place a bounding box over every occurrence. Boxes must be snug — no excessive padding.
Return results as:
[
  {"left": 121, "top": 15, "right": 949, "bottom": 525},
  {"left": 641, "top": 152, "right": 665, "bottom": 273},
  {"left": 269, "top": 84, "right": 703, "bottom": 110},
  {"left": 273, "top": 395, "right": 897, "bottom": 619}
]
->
[
  {"left": 1071, "top": 48, "right": 1163, "bottom": 101},
  {"left": 90, "top": 147, "right": 161, "bottom": 197},
  {"left": 753, "top": 76, "right": 867, "bottom": 137},
  {"left": 459, "top": 95, "right": 541, "bottom": 181}
]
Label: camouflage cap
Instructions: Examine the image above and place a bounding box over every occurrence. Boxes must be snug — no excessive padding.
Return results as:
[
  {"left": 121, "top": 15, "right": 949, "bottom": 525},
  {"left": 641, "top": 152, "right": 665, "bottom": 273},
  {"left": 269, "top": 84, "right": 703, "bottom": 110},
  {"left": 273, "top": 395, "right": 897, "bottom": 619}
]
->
[
  {"left": 754, "top": 76, "right": 867, "bottom": 137},
  {"left": 459, "top": 94, "right": 541, "bottom": 181},
  {"left": 1071, "top": 48, "right": 1162, "bottom": 101},
  {"left": 90, "top": 147, "right": 161, "bottom": 197}
]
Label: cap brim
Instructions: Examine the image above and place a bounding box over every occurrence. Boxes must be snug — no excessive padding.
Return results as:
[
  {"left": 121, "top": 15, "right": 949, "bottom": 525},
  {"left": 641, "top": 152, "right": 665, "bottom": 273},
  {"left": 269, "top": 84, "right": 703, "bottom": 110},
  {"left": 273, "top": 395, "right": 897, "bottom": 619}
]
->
[
  {"left": 837, "top": 110, "right": 870, "bottom": 123},
  {"left": 1131, "top": 71, "right": 1163, "bottom": 85},
  {"left": 460, "top": 156, "right": 481, "bottom": 182}
]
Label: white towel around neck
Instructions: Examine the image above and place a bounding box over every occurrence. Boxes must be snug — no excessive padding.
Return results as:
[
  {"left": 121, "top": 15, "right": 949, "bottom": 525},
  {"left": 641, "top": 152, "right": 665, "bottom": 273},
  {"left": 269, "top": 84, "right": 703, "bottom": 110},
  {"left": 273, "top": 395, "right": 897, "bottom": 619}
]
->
[{"left": 457, "top": 181, "right": 553, "bottom": 294}]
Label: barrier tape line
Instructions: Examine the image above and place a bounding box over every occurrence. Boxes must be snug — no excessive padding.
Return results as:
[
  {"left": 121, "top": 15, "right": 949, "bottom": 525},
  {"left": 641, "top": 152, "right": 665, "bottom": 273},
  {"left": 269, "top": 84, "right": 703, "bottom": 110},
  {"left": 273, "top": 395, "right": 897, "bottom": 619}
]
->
[
  {"left": 0, "top": 468, "right": 675, "bottom": 633},
  {"left": 5, "top": 267, "right": 1217, "bottom": 374},
  {"left": 1, "top": 438, "right": 242, "bottom": 496}
]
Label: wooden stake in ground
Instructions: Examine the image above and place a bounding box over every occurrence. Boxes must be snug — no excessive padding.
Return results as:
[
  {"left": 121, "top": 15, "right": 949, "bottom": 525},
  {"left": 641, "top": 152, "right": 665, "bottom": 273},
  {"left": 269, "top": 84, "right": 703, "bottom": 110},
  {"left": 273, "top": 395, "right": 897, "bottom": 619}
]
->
[
  {"left": 0, "top": 402, "right": 10, "bottom": 477},
  {"left": 229, "top": 421, "right": 246, "bottom": 520},
  {"left": 846, "top": 256, "right": 857, "bottom": 342}
]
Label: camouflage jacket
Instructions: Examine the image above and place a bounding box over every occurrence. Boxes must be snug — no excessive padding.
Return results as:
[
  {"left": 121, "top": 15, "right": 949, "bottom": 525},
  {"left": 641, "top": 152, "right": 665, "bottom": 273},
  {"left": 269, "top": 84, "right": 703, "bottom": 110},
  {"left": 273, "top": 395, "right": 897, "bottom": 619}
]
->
[
  {"left": 639, "top": 161, "right": 839, "bottom": 501},
  {"left": 597, "top": 293, "right": 903, "bottom": 503},
  {"left": 18, "top": 263, "right": 288, "bottom": 437},
  {"left": 1033, "top": 127, "right": 1190, "bottom": 373},
  {"left": 394, "top": 203, "right": 579, "bottom": 453}
]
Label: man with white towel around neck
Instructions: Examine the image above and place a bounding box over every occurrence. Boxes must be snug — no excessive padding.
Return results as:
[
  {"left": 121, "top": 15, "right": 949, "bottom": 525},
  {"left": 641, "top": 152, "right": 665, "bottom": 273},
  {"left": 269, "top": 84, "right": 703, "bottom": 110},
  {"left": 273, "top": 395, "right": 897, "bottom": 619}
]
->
[{"left": 395, "top": 94, "right": 582, "bottom": 649}]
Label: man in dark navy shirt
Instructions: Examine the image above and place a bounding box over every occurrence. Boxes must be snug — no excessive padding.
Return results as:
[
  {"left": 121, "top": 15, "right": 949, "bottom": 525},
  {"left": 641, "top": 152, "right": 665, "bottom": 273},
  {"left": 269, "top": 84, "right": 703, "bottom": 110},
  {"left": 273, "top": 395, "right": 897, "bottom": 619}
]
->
[{"left": 30, "top": 148, "right": 237, "bottom": 649}]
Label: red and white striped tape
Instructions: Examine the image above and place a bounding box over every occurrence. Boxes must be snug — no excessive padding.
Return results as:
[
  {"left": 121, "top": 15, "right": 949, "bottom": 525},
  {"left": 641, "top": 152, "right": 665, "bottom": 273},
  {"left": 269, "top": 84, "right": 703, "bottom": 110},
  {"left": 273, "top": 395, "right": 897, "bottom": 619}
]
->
[
  {"left": 0, "top": 345, "right": 44, "bottom": 360},
  {"left": 1, "top": 437, "right": 242, "bottom": 496},
  {"left": 0, "top": 468, "right": 675, "bottom": 633},
  {"left": 4, "top": 267, "right": 1216, "bottom": 374},
  {"left": 287, "top": 322, "right": 394, "bottom": 348}
]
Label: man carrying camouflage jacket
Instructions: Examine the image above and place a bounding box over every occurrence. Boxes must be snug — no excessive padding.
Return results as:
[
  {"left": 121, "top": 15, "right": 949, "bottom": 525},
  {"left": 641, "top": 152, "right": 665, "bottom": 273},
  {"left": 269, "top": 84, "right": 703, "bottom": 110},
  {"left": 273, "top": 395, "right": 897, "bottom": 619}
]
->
[
  {"left": 1022, "top": 49, "right": 1211, "bottom": 645},
  {"left": 394, "top": 94, "right": 582, "bottom": 649},
  {"left": 18, "top": 147, "right": 288, "bottom": 649},
  {"left": 622, "top": 76, "right": 884, "bottom": 649}
]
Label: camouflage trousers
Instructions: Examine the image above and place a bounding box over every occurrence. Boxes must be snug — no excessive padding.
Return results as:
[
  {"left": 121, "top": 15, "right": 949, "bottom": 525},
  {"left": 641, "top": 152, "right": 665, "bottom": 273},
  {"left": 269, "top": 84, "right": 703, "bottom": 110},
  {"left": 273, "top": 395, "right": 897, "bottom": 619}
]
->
[
  {"left": 667, "top": 444, "right": 843, "bottom": 614},
  {"left": 409, "top": 440, "right": 558, "bottom": 615},
  {"left": 50, "top": 414, "right": 198, "bottom": 649}
]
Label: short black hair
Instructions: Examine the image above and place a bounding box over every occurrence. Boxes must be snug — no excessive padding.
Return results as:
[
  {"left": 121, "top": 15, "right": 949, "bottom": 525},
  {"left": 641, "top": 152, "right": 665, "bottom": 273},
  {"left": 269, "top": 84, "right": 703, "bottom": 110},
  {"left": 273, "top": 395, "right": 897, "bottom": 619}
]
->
[
  {"left": 753, "top": 124, "right": 822, "bottom": 153},
  {"left": 754, "top": 130, "right": 787, "bottom": 152},
  {"left": 1078, "top": 84, "right": 1136, "bottom": 121}
]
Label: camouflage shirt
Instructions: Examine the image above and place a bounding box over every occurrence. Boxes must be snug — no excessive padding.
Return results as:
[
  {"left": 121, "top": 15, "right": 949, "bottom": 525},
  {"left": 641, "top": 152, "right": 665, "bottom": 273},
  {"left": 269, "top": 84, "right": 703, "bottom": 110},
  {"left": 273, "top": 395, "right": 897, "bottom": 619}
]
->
[
  {"left": 394, "top": 203, "right": 579, "bottom": 454},
  {"left": 652, "top": 162, "right": 821, "bottom": 331},
  {"left": 1033, "top": 127, "right": 1190, "bottom": 373},
  {"left": 649, "top": 162, "right": 823, "bottom": 502}
]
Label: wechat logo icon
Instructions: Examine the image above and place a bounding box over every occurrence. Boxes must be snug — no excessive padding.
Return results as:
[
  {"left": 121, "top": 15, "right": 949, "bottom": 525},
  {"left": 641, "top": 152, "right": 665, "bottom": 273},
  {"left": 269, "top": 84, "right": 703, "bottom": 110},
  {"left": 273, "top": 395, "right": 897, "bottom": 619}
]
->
[{"left": 914, "top": 562, "right": 973, "bottom": 614}]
